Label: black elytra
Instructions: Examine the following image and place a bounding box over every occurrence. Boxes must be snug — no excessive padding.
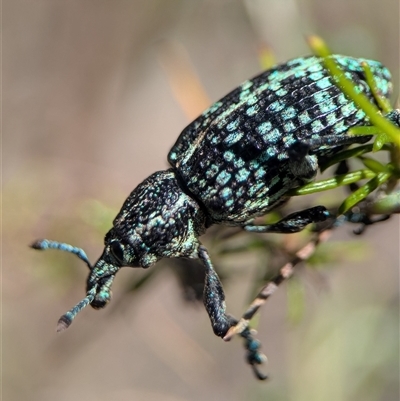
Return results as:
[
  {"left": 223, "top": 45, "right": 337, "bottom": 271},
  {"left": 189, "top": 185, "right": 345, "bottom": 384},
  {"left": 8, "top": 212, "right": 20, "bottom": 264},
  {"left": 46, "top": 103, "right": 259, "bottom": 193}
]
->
[{"left": 32, "top": 55, "right": 398, "bottom": 379}]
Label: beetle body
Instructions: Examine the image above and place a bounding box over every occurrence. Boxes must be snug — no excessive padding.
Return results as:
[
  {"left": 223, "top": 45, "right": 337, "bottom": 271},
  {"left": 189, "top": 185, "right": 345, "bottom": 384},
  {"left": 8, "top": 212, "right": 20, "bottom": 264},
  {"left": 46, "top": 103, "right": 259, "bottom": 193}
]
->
[{"left": 32, "top": 55, "right": 395, "bottom": 379}]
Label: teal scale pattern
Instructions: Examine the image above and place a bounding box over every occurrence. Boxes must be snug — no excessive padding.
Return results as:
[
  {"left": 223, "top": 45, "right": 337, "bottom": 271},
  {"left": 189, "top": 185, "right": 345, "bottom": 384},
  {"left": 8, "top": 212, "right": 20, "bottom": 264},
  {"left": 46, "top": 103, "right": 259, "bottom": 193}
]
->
[{"left": 168, "top": 55, "right": 392, "bottom": 224}]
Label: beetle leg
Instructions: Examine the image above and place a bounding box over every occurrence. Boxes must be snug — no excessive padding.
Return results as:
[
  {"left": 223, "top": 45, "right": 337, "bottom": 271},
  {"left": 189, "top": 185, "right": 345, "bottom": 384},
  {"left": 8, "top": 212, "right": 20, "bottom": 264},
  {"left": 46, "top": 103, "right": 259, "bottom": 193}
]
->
[
  {"left": 199, "top": 245, "right": 267, "bottom": 380},
  {"left": 198, "top": 245, "right": 234, "bottom": 337},
  {"left": 240, "top": 327, "right": 268, "bottom": 380},
  {"left": 341, "top": 207, "right": 391, "bottom": 235},
  {"left": 305, "top": 134, "right": 371, "bottom": 151},
  {"left": 198, "top": 245, "right": 268, "bottom": 379},
  {"left": 243, "top": 205, "right": 332, "bottom": 233}
]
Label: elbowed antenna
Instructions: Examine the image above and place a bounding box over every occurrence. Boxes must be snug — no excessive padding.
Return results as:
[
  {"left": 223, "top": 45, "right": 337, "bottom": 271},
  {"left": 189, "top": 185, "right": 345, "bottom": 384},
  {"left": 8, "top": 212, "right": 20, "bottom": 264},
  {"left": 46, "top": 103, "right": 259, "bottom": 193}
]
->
[
  {"left": 31, "top": 239, "right": 95, "bottom": 331},
  {"left": 30, "top": 239, "right": 92, "bottom": 270},
  {"left": 56, "top": 285, "right": 98, "bottom": 332}
]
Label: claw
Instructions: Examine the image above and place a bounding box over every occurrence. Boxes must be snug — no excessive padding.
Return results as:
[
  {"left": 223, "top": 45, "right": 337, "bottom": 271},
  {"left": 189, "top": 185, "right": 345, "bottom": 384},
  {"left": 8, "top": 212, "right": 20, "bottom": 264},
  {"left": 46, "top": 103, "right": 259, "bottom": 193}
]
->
[
  {"left": 223, "top": 318, "right": 249, "bottom": 341},
  {"left": 251, "top": 364, "right": 268, "bottom": 381}
]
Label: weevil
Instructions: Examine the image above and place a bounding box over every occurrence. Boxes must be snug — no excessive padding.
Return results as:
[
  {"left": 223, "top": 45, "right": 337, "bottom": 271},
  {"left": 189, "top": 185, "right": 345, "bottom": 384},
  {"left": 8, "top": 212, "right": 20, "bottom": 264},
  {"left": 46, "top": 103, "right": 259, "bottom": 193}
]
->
[{"left": 32, "top": 55, "right": 399, "bottom": 379}]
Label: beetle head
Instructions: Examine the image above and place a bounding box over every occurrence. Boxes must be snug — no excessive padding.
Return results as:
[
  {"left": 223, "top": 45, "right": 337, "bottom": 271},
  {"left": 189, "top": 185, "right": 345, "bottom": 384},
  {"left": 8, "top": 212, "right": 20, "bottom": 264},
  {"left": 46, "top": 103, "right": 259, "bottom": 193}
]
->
[{"left": 32, "top": 169, "right": 208, "bottom": 332}]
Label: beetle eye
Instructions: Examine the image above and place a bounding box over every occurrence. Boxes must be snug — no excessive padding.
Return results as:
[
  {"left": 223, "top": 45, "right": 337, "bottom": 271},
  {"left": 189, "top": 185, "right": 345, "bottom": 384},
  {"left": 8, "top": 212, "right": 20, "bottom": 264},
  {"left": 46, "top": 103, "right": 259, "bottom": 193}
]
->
[{"left": 110, "top": 241, "right": 124, "bottom": 264}]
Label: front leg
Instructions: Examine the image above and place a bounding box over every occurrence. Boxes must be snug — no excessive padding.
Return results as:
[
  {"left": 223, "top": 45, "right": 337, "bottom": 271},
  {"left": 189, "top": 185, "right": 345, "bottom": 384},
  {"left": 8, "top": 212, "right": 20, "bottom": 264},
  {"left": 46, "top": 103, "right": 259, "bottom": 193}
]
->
[
  {"left": 198, "top": 245, "right": 234, "bottom": 337},
  {"left": 198, "top": 245, "right": 268, "bottom": 380}
]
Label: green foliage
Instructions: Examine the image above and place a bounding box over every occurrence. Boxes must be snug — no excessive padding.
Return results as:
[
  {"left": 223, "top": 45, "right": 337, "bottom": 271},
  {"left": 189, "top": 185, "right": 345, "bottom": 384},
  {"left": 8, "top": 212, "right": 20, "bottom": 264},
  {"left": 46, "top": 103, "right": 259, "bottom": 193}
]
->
[{"left": 286, "top": 37, "right": 400, "bottom": 216}]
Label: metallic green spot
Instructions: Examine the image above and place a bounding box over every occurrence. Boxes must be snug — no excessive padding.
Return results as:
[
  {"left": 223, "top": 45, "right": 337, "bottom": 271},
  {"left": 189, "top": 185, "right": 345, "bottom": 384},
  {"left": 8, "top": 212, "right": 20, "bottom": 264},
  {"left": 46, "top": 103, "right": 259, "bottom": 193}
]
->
[
  {"left": 257, "top": 121, "right": 272, "bottom": 135},
  {"left": 284, "top": 121, "right": 296, "bottom": 133},
  {"left": 269, "top": 100, "right": 285, "bottom": 112},
  {"left": 225, "top": 131, "right": 243, "bottom": 145},
  {"left": 216, "top": 170, "right": 231, "bottom": 186},
  {"left": 311, "top": 120, "right": 324, "bottom": 133},
  {"left": 236, "top": 168, "right": 250, "bottom": 182},
  {"left": 298, "top": 110, "right": 311, "bottom": 125},
  {"left": 223, "top": 151, "right": 235, "bottom": 162},
  {"left": 281, "top": 106, "right": 296, "bottom": 120}
]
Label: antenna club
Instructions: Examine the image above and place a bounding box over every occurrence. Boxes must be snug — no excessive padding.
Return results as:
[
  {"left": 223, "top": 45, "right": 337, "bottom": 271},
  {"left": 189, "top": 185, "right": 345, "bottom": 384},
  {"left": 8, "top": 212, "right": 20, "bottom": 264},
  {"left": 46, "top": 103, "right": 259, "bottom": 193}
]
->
[{"left": 56, "top": 314, "right": 73, "bottom": 333}]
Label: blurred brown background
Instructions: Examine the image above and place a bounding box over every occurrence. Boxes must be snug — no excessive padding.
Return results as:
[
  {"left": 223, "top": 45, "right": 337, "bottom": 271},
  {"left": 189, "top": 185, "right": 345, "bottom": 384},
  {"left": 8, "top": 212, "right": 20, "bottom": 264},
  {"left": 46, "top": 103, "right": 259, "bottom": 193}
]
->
[{"left": 3, "top": 1, "right": 399, "bottom": 400}]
